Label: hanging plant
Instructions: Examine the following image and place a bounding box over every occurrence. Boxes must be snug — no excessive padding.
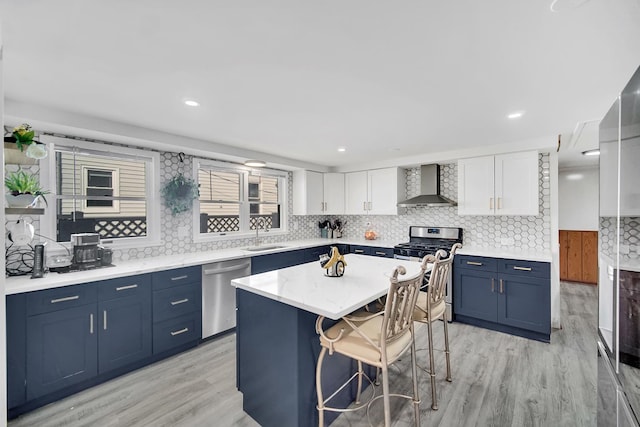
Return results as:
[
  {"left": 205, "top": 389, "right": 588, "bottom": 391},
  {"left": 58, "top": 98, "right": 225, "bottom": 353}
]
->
[{"left": 161, "top": 173, "right": 199, "bottom": 215}]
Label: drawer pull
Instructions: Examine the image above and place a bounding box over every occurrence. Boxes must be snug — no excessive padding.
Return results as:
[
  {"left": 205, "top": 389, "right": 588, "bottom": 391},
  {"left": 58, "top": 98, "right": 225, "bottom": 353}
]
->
[
  {"left": 513, "top": 266, "right": 532, "bottom": 271},
  {"left": 171, "top": 275, "right": 189, "bottom": 281},
  {"left": 171, "top": 298, "right": 189, "bottom": 306},
  {"left": 116, "top": 284, "right": 138, "bottom": 291},
  {"left": 90, "top": 314, "right": 94, "bottom": 334},
  {"left": 466, "top": 261, "right": 483, "bottom": 266},
  {"left": 51, "top": 295, "right": 79, "bottom": 304},
  {"left": 354, "top": 249, "right": 365, "bottom": 254},
  {"left": 104, "top": 310, "right": 108, "bottom": 330},
  {"left": 171, "top": 327, "right": 189, "bottom": 336},
  {"left": 375, "top": 251, "right": 387, "bottom": 256}
]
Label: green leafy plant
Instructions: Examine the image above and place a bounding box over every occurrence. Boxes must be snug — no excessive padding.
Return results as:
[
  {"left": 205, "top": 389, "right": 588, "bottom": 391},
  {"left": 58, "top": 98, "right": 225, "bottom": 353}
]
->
[
  {"left": 4, "top": 170, "right": 49, "bottom": 205},
  {"left": 161, "top": 173, "right": 199, "bottom": 215},
  {"left": 11, "top": 124, "right": 36, "bottom": 152}
]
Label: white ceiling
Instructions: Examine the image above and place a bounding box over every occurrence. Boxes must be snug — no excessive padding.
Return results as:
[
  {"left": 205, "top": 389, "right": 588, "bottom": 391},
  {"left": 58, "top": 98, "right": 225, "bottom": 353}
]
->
[{"left": 1, "top": 0, "right": 639, "bottom": 170}]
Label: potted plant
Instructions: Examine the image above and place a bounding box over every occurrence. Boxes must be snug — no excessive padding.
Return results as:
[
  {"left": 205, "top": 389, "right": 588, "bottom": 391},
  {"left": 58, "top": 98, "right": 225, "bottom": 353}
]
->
[
  {"left": 5, "top": 170, "right": 49, "bottom": 208},
  {"left": 4, "top": 123, "right": 48, "bottom": 162},
  {"left": 161, "top": 173, "right": 199, "bottom": 215}
]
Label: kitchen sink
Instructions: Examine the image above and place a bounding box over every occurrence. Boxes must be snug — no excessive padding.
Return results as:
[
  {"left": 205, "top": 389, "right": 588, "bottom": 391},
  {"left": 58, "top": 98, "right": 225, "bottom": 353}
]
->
[{"left": 243, "top": 245, "right": 288, "bottom": 252}]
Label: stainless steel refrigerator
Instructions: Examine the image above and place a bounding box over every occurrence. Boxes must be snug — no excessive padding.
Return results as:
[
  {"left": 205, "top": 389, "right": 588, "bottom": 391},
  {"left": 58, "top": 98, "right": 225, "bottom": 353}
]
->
[{"left": 598, "top": 64, "right": 640, "bottom": 427}]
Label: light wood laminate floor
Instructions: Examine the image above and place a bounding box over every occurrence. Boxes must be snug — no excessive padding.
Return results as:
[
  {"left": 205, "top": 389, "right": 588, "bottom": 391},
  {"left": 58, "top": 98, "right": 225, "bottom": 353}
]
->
[{"left": 9, "top": 281, "right": 597, "bottom": 427}]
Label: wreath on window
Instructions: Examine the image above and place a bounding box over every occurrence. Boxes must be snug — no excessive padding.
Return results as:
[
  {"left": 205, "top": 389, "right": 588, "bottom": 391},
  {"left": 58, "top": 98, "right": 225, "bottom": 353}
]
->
[{"left": 161, "top": 173, "right": 199, "bottom": 215}]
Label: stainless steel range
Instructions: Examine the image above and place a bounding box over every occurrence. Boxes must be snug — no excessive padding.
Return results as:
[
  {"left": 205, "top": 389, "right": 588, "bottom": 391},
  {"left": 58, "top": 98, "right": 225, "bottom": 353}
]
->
[{"left": 393, "top": 226, "right": 463, "bottom": 321}]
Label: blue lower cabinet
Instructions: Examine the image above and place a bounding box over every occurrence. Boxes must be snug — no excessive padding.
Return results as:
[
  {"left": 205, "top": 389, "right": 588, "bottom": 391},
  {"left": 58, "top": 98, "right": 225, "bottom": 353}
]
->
[
  {"left": 98, "top": 295, "right": 152, "bottom": 373},
  {"left": 153, "top": 312, "right": 201, "bottom": 355},
  {"left": 7, "top": 294, "right": 27, "bottom": 409},
  {"left": 453, "top": 255, "right": 551, "bottom": 342},
  {"left": 454, "top": 269, "right": 497, "bottom": 323},
  {"left": 251, "top": 249, "right": 306, "bottom": 274},
  {"left": 26, "top": 303, "right": 98, "bottom": 400},
  {"left": 498, "top": 273, "right": 551, "bottom": 334}
]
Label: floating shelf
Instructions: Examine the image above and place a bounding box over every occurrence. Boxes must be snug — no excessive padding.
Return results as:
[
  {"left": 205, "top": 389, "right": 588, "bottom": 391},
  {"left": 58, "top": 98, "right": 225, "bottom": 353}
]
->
[{"left": 5, "top": 208, "right": 45, "bottom": 215}]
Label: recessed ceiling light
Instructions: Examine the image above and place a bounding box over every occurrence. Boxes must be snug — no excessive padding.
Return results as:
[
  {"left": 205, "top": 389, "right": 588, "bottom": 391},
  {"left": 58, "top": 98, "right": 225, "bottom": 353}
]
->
[
  {"left": 581, "top": 149, "right": 600, "bottom": 156},
  {"left": 184, "top": 99, "right": 200, "bottom": 107},
  {"left": 337, "top": 147, "right": 346, "bottom": 152},
  {"left": 244, "top": 160, "right": 266, "bottom": 167},
  {"left": 507, "top": 111, "right": 524, "bottom": 119}
]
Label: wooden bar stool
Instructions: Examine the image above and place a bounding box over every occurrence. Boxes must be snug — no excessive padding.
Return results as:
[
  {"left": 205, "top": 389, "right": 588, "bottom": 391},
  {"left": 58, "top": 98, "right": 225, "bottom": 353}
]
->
[
  {"left": 413, "top": 243, "right": 461, "bottom": 410},
  {"left": 315, "top": 264, "right": 425, "bottom": 427}
]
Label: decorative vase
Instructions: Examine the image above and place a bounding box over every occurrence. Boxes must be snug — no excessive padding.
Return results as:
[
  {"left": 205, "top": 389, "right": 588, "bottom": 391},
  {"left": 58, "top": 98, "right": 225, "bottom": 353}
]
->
[{"left": 5, "top": 194, "right": 37, "bottom": 208}]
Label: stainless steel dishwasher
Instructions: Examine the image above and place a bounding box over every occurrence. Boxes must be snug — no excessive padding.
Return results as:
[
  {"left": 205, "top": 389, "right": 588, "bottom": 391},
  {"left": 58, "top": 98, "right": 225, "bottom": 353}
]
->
[{"left": 202, "top": 258, "right": 252, "bottom": 339}]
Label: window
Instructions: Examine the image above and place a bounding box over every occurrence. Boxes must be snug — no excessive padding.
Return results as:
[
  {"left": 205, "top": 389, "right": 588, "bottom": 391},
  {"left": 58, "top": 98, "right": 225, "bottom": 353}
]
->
[
  {"left": 194, "top": 159, "right": 287, "bottom": 239},
  {"left": 40, "top": 136, "right": 160, "bottom": 247},
  {"left": 83, "top": 167, "right": 120, "bottom": 212}
]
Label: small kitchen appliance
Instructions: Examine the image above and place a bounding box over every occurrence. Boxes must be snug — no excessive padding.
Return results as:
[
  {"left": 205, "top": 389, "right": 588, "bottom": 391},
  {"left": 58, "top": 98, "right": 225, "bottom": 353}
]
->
[
  {"left": 71, "top": 233, "right": 101, "bottom": 269},
  {"left": 393, "top": 226, "right": 463, "bottom": 321}
]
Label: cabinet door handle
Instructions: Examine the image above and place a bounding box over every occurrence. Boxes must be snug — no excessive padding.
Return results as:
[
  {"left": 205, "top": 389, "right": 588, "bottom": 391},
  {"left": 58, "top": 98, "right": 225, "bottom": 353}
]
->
[
  {"left": 321, "top": 202, "right": 325, "bottom": 211},
  {"left": 497, "top": 197, "right": 502, "bottom": 210},
  {"left": 363, "top": 201, "right": 367, "bottom": 211},
  {"left": 499, "top": 279, "right": 504, "bottom": 294},
  {"left": 375, "top": 251, "right": 387, "bottom": 256},
  {"left": 354, "top": 249, "right": 365, "bottom": 254},
  {"left": 51, "top": 295, "right": 79, "bottom": 304},
  {"left": 513, "top": 266, "right": 532, "bottom": 271},
  {"left": 116, "top": 284, "right": 138, "bottom": 291},
  {"left": 489, "top": 197, "right": 493, "bottom": 210},
  {"left": 368, "top": 202, "right": 372, "bottom": 211},
  {"left": 103, "top": 310, "right": 108, "bottom": 330},
  {"left": 171, "top": 327, "right": 189, "bottom": 336},
  {"left": 466, "top": 261, "right": 483, "bottom": 266},
  {"left": 171, "top": 275, "right": 188, "bottom": 281},
  {"left": 90, "top": 313, "right": 94, "bottom": 334},
  {"left": 491, "top": 278, "right": 495, "bottom": 293},
  {"left": 171, "top": 298, "right": 189, "bottom": 306}
]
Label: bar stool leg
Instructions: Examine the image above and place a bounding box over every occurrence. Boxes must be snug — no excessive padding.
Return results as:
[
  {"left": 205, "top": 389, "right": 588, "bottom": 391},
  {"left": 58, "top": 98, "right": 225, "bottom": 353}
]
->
[
  {"left": 381, "top": 363, "right": 391, "bottom": 427},
  {"left": 410, "top": 328, "right": 421, "bottom": 427},
  {"left": 355, "top": 360, "right": 363, "bottom": 404},
  {"left": 316, "top": 347, "right": 328, "bottom": 427},
  {"left": 427, "top": 319, "right": 438, "bottom": 410},
  {"left": 443, "top": 318, "right": 452, "bottom": 382}
]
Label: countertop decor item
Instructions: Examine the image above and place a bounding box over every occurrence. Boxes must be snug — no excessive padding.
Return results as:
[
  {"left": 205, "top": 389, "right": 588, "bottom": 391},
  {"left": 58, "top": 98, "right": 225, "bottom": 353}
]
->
[
  {"left": 4, "top": 170, "right": 49, "bottom": 208},
  {"left": 4, "top": 124, "right": 48, "bottom": 160},
  {"left": 319, "top": 246, "right": 346, "bottom": 277},
  {"left": 161, "top": 172, "right": 199, "bottom": 215}
]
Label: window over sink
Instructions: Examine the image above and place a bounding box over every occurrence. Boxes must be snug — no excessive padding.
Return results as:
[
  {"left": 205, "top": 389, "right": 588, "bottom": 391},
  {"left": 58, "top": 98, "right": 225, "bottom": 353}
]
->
[
  {"left": 194, "top": 158, "right": 287, "bottom": 241},
  {"left": 39, "top": 136, "right": 161, "bottom": 248}
]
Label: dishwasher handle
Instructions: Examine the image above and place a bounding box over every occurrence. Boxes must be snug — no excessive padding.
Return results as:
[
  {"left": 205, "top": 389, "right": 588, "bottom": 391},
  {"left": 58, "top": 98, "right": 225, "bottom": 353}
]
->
[{"left": 203, "top": 262, "right": 251, "bottom": 276}]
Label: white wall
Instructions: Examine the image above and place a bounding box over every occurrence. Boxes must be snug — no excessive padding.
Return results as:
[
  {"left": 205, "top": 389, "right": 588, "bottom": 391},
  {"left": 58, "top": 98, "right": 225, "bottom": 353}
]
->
[{"left": 558, "top": 166, "right": 599, "bottom": 231}]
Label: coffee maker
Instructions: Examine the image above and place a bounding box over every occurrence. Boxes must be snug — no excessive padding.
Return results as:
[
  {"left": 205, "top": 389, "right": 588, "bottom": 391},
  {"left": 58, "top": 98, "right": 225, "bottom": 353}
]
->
[{"left": 71, "top": 233, "right": 101, "bottom": 269}]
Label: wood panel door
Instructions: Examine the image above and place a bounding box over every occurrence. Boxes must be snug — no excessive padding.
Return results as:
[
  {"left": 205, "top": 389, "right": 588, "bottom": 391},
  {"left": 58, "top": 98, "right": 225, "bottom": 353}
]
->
[{"left": 559, "top": 230, "right": 598, "bottom": 284}]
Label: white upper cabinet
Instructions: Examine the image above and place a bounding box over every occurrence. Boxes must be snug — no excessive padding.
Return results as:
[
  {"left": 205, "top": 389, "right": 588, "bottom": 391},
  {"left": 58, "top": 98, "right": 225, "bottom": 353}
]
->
[
  {"left": 458, "top": 151, "right": 539, "bottom": 216},
  {"left": 345, "top": 168, "right": 405, "bottom": 215},
  {"left": 292, "top": 170, "right": 344, "bottom": 215}
]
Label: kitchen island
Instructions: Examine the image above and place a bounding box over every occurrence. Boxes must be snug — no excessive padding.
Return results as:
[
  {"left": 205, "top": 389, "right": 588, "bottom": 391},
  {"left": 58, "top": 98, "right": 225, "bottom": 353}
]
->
[{"left": 232, "top": 254, "right": 423, "bottom": 427}]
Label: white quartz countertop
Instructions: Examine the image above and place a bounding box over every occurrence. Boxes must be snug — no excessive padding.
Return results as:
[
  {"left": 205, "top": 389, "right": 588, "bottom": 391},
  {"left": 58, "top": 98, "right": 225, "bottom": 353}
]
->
[
  {"left": 6, "top": 235, "right": 552, "bottom": 295},
  {"left": 232, "top": 254, "right": 425, "bottom": 320},
  {"left": 4, "top": 238, "right": 395, "bottom": 295},
  {"left": 458, "top": 246, "right": 552, "bottom": 263}
]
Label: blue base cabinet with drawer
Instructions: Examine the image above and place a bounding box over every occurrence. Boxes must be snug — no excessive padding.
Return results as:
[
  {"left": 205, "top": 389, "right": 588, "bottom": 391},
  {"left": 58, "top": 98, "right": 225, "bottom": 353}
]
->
[
  {"left": 7, "top": 267, "right": 201, "bottom": 419},
  {"left": 151, "top": 266, "right": 202, "bottom": 354},
  {"left": 454, "top": 255, "right": 551, "bottom": 342}
]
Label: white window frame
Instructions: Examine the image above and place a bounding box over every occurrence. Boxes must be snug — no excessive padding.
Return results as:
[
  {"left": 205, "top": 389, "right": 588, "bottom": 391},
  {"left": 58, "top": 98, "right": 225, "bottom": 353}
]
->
[
  {"left": 193, "top": 158, "right": 288, "bottom": 243},
  {"left": 40, "top": 135, "right": 161, "bottom": 250},
  {"left": 82, "top": 166, "right": 121, "bottom": 214}
]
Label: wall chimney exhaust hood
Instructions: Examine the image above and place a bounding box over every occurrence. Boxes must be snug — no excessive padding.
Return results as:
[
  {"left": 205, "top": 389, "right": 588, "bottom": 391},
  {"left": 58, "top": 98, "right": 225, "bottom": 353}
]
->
[{"left": 397, "top": 164, "right": 457, "bottom": 207}]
